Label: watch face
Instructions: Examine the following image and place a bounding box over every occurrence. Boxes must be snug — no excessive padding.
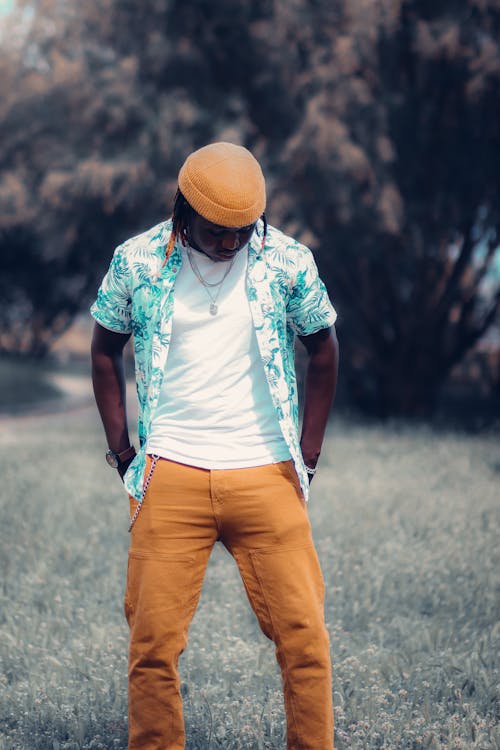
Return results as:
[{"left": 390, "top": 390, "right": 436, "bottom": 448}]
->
[{"left": 106, "top": 450, "right": 119, "bottom": 468}]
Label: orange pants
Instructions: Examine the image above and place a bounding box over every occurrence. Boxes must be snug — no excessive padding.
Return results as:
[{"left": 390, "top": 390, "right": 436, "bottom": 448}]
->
[{"left": 125, "top": 456, "right": 334, "bottom": 749}]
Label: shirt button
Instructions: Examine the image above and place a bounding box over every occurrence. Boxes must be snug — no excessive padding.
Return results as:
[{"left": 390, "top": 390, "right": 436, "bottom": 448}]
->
[{"left": 172, "top": 267, "right": 178, "bottom": 273}]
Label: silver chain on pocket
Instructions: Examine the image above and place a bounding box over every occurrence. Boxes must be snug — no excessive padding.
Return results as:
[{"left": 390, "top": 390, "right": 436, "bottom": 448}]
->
[{"left": 128, "top": 454, "right": 160, "bottom": 532}]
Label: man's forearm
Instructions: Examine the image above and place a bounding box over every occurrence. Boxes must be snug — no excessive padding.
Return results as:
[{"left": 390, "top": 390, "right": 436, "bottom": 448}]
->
[
  {"left": 300, "top": 344, "right": 339, "bottom": 469},
  {"left": 91, "top": 338, "right": 131, "bottom": 455},
  {"left": 91, "top": 323, "right": 133, "bottom": 457}
]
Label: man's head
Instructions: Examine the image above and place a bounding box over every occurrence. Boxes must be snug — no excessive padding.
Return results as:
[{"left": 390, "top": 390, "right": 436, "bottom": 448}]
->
[{"left": 164, "top": 142, "right": 267, "bottom": 264}]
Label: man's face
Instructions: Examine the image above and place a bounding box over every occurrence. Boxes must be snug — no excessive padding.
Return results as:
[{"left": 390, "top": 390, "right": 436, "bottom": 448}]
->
[{"left": 187, "top": 211, "right": 257, "bottom": 263}]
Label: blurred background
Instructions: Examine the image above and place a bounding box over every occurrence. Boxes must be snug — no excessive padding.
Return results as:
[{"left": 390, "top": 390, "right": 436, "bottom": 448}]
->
[{"left": 0, "top": 0, "right": 499, "bottom": 426}]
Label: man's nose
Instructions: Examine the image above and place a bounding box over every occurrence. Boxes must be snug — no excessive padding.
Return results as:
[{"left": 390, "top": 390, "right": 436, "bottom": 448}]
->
[{"left": 222, "top": 232, "right": 239, "bottom": 250}]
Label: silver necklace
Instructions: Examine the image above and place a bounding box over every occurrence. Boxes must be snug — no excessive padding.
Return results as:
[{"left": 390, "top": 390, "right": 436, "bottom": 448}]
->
[{"left": 186, "top": 247, "right": 237, "bottom": 315}]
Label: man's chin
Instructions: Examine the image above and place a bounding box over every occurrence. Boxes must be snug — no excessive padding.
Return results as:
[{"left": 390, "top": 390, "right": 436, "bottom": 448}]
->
[{"left": 217, "top": 251, "right": 237, "bottom": 261}]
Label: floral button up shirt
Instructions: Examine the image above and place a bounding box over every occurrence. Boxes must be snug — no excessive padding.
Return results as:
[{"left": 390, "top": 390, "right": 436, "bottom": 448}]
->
[{"left": 91, "top": 218, "right": 337, "bottom": 503}]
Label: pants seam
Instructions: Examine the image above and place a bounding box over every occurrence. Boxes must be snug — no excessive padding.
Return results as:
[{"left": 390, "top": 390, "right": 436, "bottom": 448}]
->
[
  {"left": 247, "top": 549, "right": 307, "bottom": 750},
  {"left": 209, "top": 471, "right": 224, "bottom": 536},
  {"left": 128, "top": 550, "right": 196, "bottom": 562}
]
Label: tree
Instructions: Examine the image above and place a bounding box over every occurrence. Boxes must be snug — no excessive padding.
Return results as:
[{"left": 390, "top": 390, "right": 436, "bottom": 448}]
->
[
  {"left": 0, "top": 3, "right": 149, "bottom": 355},
  {"left": 1, "top": 0, "right": 498, "bottom": 419},
  {"left": 279, "top": 0, "right": 500, "bottom": 416}
]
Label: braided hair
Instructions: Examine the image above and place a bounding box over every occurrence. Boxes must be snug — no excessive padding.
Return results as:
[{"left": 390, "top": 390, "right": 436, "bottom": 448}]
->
[{"left": 162, "top": 189, "right": 268, "bottom": 267}]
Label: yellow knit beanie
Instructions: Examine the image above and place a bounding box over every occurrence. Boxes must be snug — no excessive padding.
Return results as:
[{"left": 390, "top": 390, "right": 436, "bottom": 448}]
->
[{"left": 178, "top": 142, "right": 266, "bottom": 227}]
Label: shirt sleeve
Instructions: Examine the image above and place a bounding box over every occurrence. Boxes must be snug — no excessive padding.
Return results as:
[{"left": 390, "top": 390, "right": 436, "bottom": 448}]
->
[
  {"left": 286, "top": 246, "right": 337, "bottom": 336},
  {"left": 90, "top": 244, "right": 132, "bottom": 334}
]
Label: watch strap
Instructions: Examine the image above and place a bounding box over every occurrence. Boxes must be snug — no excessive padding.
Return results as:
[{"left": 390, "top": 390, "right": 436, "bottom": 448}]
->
[{"left": 116, "top": 445, "right": 136, "bottom": 464}]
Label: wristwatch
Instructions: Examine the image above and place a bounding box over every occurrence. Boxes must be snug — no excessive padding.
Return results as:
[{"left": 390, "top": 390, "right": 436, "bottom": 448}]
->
[{"left": 105, "top": 445, "right": 136, "bottom": 469}]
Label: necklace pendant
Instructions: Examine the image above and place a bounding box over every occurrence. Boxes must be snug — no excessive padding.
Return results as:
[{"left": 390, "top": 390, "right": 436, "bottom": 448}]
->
[{"left": 209, "top": 303, "right": 218, "bottom": 315}]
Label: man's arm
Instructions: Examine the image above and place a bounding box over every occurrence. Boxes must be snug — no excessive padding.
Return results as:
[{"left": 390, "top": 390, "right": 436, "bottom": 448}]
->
[
  {"left": 298, "top": 325, "right": 339, "bottom": 480},
  {"left": 91, "top": 322, "right": 133, "bottom": 479}
]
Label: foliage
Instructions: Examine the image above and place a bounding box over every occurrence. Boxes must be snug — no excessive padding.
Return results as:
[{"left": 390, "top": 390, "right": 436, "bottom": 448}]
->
[
  {"left": 275, "top": 0, "right": 500, "bottom": 416},
  {"left": 0, "top": 3, "right": 152, "bottom": 356},
  {"left": 0, "top": 0, "right": 498, "bottom": 414}
]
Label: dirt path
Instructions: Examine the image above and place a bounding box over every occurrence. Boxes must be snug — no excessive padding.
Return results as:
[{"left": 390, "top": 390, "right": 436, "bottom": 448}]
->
[{"left": 0, "top": 373, "right": 138, "bottom": 435}]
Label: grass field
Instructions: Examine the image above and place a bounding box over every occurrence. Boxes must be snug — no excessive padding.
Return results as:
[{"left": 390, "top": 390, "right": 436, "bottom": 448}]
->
[{"left": 0, "top": 404, "right": 498, "bottom": 749}]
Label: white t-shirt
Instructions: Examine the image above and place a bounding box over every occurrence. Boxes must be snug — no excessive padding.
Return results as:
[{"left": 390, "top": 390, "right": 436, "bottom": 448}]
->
[{"left": 146, "top": 244, "right": 291, "bottom": 468}]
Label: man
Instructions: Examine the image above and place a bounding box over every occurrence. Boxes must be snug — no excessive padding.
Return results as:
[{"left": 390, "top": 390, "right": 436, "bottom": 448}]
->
[{"left": 91, "top": 142, "right": 339, "bottom": 750}]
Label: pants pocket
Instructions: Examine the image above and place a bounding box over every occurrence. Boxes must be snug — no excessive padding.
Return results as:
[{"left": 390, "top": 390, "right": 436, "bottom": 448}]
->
[
  {"left": 124, "top": 550, "right": 198, "bottom": 627},
  {"left": 250, "top": 543, "right": 325, "bottom": 627},
  {"left": 277, "top": 460, "right": 304, "bottom": 501}
]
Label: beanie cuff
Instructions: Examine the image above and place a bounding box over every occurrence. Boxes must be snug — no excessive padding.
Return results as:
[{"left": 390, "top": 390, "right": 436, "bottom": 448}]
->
[
  {"left": 180, "top": 171, "right": 265, "bottom": 226},
  {"left": 177, "top": 142, "right": 266, "bottom": 228}
]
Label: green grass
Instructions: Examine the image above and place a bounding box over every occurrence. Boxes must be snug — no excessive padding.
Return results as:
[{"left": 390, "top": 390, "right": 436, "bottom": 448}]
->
[{"left": 0, "top": 406, "right": 498, "bottom": 749}]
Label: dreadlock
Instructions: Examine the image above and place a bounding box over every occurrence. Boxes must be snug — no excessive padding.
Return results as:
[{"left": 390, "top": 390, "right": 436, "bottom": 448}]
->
[
  {"left": 162, "top": 189, "right": 268, "bottom": 267},
  {"left": 259, "top": 213, "right": 267, "bottom": 252},
  {"left": 162, "top": 190, "right": 190, "bottom": 267}
]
